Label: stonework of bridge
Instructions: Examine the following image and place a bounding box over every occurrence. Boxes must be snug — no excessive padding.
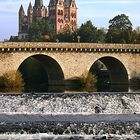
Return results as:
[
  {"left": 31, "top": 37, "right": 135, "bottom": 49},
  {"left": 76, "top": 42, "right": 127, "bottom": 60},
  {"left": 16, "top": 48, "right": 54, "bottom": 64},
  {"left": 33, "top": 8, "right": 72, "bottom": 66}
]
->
[{"left": 0, "top": 42, "right": 140, "bottom": 91}]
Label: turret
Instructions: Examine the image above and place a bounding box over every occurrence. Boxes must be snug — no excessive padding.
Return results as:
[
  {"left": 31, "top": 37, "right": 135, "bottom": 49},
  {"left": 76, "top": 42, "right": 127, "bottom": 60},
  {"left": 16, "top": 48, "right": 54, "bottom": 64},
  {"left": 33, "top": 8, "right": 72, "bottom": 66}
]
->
[
  {"left": 19, "top": 5, "right": 25, "bottom": 16},
  {"left": 28, "top": 2, "right": 33, "bottom": 29},
  {"left": 34, "top": 0, "right": 43, "bottom": 7},
  {"left": 28, "top": 2, "right": 32, "bottom": 11},
  {"left": 19, "top": 5, "right": 25, "bottom": 33}
]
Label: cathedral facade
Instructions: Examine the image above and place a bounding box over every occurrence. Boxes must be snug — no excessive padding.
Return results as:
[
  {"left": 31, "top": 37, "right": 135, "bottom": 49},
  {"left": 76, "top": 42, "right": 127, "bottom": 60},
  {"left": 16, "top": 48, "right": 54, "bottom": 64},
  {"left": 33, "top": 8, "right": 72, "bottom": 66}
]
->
[{"left": 18, "top": 0, "right": 77, "bottom": 40}]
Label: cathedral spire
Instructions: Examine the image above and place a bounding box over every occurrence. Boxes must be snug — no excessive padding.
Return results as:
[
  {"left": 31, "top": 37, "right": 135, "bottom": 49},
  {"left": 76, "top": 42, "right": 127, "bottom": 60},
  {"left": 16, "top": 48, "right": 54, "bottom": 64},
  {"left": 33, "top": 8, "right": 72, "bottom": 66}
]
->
[
  {"left": 19, "top": 5, "right": 25, "bottom": 16},
  {"left": 34, "top": 0, "right": 43, "bottom": 7},
  {"left": 28, "top": 2, "right": 32, "bottom": 11}
]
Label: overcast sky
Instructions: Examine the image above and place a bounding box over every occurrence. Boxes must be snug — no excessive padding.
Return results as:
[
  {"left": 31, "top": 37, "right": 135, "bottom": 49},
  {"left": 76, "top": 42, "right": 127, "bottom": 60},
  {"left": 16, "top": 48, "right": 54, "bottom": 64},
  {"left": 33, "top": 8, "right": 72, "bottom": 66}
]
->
[{"left": 0, "top": 0, "right": 140, "bottom": 41}]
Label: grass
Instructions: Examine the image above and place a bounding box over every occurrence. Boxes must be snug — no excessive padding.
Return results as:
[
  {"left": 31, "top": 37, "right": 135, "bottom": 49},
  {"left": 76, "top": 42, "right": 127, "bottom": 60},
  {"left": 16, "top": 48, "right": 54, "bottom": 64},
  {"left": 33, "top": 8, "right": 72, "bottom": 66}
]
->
[{"left": 0, "top": 70, "right": 24, "bottom": 93}]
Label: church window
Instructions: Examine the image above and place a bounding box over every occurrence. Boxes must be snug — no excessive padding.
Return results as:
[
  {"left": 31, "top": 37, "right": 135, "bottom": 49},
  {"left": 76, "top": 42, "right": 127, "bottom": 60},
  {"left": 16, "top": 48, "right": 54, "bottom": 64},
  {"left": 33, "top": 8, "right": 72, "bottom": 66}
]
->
[
  {"left": 61, "top": 19, "right": 63, "bottom": 23},
  {"left": 58, "top": 18, "right": 61, "bottom": 23},
  {"left": 71, "top": 20, "right": 74, "bottom": 25},
  {"left": 65, "top": 12, "right": 68, "bottom": 18},
  {"left": 60, "top": 10, "right": 63, "bottom": 16},
  {"left": 58, "top": 10, "right": 61, "bottom": 15},
  {"left": 59, "top": 0, "right": 63, "bottom": 5},
  {"left": 71, "top": 13, "right": 74, "bottom": 18},
  {"left": 72, "top": 1, "right": 75, "bottom": 7}
]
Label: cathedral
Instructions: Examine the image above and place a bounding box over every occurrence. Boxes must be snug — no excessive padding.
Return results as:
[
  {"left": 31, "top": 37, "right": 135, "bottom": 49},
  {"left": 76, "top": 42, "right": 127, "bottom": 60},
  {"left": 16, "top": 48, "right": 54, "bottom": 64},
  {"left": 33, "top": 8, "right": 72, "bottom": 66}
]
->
[{"left": 18, "top": 0, "right": 77, "bottom": 40}]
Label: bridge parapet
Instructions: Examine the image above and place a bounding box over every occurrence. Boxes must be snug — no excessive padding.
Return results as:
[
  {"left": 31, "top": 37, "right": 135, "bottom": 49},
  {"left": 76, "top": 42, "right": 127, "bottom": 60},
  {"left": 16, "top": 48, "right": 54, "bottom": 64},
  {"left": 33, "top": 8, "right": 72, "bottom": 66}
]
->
[
  {"left": 0, "top": 42, "right": 140, "bottom": 54},
  {"left": 0, "top": 42, "right": 140, "bottom": 49}
]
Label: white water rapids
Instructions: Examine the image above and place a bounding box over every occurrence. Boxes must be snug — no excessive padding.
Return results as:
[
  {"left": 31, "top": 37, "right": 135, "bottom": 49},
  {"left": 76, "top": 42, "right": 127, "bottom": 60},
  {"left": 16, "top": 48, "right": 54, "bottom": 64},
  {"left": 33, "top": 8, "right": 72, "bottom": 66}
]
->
[
  {"left": 0, "top": 93, "right": 140, "bottom": 114},
  {"left": 0, "top": 93, "right": 140, "bottom": 140}
]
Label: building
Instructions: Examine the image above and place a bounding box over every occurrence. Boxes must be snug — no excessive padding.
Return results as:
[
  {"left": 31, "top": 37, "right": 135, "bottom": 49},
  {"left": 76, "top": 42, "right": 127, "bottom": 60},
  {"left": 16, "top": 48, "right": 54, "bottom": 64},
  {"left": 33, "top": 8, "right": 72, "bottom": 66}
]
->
[{"left": 18, "top": 0, "right": 77, "bottom": 40}]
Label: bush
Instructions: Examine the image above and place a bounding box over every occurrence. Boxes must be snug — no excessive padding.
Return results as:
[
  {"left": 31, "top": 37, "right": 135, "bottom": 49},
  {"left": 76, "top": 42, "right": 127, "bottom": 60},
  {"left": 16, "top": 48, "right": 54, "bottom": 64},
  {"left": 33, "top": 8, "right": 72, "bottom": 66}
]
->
[
  {"left": 80, "top": 72, "right": 97, "bottom": 92},
  {"left": 130, "top": 76, "right": 140, "bottom": 85},
  {"left": 0, "top": 71, "right": 24, "bottom": 93}
]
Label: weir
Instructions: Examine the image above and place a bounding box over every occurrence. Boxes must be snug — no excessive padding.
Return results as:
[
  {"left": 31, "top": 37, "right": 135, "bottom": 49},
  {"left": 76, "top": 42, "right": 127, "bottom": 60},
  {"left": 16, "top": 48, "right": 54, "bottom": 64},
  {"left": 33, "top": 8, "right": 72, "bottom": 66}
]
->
[
  {"left": 0, "top": 92, "right": 140, "bottom": 114},
  {"left": 0, "top": 93, "right": 140, "bottom": 138}
]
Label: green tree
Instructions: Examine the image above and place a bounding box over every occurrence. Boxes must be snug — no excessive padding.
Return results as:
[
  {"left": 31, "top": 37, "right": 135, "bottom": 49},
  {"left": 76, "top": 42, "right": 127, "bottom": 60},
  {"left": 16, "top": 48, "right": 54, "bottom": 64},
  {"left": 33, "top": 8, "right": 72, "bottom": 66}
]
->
[
  {"left": 133, "top": 26, "right": 140, "bottom": 44},
  {"left": 56, "top": 26, "right": 79, "bottom": 42},
  {"left": 106, "top": 14, "right": 133, "bottom": 43},
  {"left": 28, "top": 18, "right": 53, "bottom": 41},
  {"left": 96, "top": 28, "right": 106, "bottom": 43},
  {"left": 56, "top": 29, "right": 73, "bottom": 42},
  {"left": 78, "top": 20, "right": 98, "bottom": 43}
]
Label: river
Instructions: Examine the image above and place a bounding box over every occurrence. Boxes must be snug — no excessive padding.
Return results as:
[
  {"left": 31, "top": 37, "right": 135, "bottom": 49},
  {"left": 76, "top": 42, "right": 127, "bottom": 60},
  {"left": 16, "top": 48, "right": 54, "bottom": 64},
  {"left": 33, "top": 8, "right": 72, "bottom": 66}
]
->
[{"left": 0, "top": 92, "right": 140, "bottom": 139}]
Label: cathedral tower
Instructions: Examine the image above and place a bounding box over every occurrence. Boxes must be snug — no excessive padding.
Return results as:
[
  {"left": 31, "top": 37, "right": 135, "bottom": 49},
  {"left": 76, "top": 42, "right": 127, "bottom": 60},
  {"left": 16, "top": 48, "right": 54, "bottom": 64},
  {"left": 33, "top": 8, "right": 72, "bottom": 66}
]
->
[
  {"left": 33, "top": 0, "right": 47, "bottom": 20},
  {"left": 18, "top": 0, "right": 78, "bottom": 40},
  {"left": 18, "top": 5, "right": 28, "bottom": 39},
  {"left": 48, "top": 0, "right": 64, "bottom": 33},
  {"left": 19, "top": 5, "right": 25, "bottom": 33},
  {"left": 27, "top": 2, "right": 33, "bottom": 30},
  {"left": 64, "top": 0, "right": 77, "bottom": 31}
]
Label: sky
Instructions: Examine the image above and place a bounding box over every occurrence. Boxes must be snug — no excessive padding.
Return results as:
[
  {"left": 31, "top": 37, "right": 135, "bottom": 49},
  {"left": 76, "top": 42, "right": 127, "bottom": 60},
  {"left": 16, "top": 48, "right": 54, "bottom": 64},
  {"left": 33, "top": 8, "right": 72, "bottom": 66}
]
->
[{"left": 0, "top": 0, "right": 140, "bottom": 41}]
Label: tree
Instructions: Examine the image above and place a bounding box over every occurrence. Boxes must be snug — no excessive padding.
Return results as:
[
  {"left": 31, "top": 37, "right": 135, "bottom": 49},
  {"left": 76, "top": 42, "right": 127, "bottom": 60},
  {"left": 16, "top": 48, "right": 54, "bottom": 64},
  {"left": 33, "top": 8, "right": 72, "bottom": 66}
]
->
[
  {"left": 78, "top": 20, "right": 98, "bottom": 43},
  {"left": 56, "top": 26, "right": 73, "bottom": 42},
  {"left": 106, "top": 14, "right": 133, "bottom": 43},
  {"left": 96, "top": 28, "right": 106, "bottom": 43},
  {"left": 133, "top": 26, "right": 140, "bottom": 44},
  {"left": 28, "top": 18, "right": 53, "bottom": 41}
]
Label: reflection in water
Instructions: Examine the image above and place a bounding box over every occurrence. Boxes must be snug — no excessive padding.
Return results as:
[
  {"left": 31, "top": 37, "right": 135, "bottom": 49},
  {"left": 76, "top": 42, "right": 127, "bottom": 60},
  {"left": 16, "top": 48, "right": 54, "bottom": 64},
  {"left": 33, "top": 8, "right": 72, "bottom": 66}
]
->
[{"left": 20, "top": 83, "right": 140, "bottom": 93}]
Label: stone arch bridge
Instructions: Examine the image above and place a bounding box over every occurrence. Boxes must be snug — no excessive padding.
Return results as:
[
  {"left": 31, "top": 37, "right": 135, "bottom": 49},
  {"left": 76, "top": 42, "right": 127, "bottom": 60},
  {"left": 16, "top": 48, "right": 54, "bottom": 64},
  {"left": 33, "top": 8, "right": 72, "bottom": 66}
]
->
[{"left": 0, "top": 42, "right": 140, "bottom": 92}]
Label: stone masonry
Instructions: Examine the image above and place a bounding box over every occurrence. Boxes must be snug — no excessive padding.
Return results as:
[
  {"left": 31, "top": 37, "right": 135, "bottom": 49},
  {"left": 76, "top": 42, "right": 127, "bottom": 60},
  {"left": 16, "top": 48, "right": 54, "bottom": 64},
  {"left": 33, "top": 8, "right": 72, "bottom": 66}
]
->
[{"left": 0, "top": 42, "right": 140, "bottom": 80}]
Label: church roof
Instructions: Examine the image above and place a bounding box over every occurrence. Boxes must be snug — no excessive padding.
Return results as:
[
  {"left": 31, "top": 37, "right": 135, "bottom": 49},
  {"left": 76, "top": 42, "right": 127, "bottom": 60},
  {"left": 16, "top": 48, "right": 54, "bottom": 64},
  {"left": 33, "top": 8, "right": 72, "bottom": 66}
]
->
[
  {"left": 48, "top": 0, "right": 58, "bottom": 6},
  {"left": 64, "top": 0, "right": 77, "bottom": 8},
  {"left": 19, "top": 5, "right": 24, "bottom": 11},
  {"left": 19, "top": 5, "right": 25, "bottom": 15},
  {"left": 28, "top": 2, "right": 32, "bottom": 10},
  {"left": 34, "top": 0, "right": 43, "bottom": 7},
  {"left": 64, "top": 0, "right": 72, "bottom": 7}
]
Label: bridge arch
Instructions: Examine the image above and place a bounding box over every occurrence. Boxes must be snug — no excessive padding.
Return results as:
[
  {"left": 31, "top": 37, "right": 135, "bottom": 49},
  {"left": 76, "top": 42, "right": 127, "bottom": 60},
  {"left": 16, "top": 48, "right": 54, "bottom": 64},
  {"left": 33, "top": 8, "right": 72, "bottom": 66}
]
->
[
  {"left": 89, "top": 56, "right": 129, "bottom": 92},
  {"left": 18, "top": 54, "right": 64, "bottom": 92}
]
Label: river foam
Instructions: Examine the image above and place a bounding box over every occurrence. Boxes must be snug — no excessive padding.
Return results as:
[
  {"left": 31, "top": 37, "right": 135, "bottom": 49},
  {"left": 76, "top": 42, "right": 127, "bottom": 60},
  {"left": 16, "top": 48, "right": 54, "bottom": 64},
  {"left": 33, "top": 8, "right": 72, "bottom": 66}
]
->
[{"left": 0, "top": 93, "right": 140, "bottom": 114}]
